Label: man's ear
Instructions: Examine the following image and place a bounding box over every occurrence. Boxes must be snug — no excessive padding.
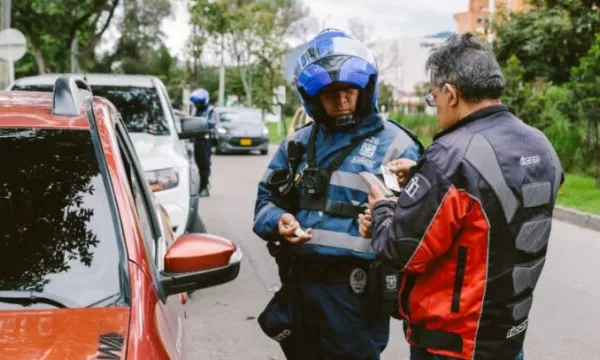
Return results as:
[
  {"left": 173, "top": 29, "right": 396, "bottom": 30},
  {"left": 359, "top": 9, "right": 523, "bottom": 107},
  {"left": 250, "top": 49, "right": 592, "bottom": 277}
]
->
[{"left": 446, "top": 84, "right": 459, "bottom": 107}]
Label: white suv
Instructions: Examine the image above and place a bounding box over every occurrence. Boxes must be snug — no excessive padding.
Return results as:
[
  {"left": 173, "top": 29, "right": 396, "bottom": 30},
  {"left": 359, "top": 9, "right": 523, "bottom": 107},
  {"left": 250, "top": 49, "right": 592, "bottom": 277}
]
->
[{"left": 10, "top": 74, "right": 205, "bottom": 236}]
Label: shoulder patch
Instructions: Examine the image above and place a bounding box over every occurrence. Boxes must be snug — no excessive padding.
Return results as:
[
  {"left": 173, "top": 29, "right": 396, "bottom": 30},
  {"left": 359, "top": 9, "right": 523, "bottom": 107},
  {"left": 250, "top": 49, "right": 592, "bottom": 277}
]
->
[{"left": 398, "top": 173, "right": 431, "bottom": 208}]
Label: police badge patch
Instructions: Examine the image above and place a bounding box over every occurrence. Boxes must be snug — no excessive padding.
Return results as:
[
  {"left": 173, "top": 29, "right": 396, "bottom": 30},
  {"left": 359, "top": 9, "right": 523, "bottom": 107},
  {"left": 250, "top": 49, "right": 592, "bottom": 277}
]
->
[{"left": 349, "top": 268, "right": 368, "bottom": 294}]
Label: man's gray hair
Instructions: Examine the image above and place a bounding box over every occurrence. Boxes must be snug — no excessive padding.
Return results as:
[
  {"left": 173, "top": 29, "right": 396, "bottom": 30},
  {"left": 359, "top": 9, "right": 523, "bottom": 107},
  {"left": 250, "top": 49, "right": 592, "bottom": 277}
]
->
[{"left": 425, "top": 33, "right": 505, "bottom": 103}]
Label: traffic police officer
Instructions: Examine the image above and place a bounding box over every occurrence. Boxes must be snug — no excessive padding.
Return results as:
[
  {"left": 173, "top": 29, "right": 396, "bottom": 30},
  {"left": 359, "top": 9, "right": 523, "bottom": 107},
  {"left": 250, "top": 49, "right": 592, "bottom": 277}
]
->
[
  {"left": 189, "top": 88, "right": 216, "bottom": 197},
  {"left": 253, "top": 29, "right": 423, "bottom": 360}
]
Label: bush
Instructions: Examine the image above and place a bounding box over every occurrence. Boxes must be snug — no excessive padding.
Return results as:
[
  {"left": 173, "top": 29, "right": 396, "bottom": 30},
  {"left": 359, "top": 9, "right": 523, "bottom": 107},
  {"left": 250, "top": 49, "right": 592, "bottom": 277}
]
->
[{"left": 390, "top": 112, "right": 438, "bottom": 147}]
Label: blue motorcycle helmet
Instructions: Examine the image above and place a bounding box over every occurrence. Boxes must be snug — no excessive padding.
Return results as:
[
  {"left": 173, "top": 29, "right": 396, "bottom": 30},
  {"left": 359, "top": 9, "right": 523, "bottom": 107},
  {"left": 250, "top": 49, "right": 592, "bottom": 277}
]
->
[
  {"left": 294, "top": 28, "right": 379, "bottom": 130},
  {"left": 190, "top": 88, "right": 209, "bottom": 107}
]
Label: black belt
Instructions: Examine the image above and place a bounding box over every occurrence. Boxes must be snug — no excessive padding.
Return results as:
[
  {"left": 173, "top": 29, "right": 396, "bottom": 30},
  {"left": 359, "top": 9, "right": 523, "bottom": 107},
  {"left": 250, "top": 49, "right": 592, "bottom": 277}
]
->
[
  {"left": 298, "top": 197, "right": 366, "bottom": 218},
  {"left": 406, "top": 323, "right": 463, "bottom": 354},
  {"left": 287, "top": 259, "right": 370, "bottom": 284}
]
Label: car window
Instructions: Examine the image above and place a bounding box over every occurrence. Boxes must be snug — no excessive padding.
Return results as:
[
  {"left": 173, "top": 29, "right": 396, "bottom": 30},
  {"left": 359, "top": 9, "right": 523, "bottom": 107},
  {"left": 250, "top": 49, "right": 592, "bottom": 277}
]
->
[
  {"left": 92, "top": 86, "right": 171, "bottom": 136},
  {"left": 10, "top": 84, "right": 171, "bottom": 136},
  {"left": 219, "top": 110, "right": 262, "bottom": 124},
  {"left": 115, "top": 122, "right": 160, "bottom": 264},
  {"left": 0, "top": 128, "right": 124, "bottom": 308}
]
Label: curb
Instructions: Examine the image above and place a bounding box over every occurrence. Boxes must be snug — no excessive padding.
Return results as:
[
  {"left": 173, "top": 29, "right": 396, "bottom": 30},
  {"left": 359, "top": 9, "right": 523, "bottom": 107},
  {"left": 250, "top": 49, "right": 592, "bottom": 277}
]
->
[{"left": 553, "top": 205, "right": 600, "bottom": 232}]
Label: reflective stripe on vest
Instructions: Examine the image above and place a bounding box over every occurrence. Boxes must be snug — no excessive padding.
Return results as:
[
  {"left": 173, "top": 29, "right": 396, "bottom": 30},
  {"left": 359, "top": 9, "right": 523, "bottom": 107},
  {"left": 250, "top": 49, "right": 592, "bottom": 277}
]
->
[
  {"left": 330, "top": 170, "right": 370, "bottom": 193},
  {"left": 310, "top": 229, "right": 373, "bottom": 254},
  {"left": 383, "top": 129, "right": 414, "bottom": 164}
]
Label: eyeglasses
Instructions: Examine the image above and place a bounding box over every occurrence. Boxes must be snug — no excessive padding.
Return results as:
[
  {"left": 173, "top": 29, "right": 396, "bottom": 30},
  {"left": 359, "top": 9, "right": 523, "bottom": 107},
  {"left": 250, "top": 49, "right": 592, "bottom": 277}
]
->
[
  {"left": 425, "top": 93, "right": 436, "bottom": 107},
  {"left": 424, "top": 84, "right": 454, "bottom": 108}
]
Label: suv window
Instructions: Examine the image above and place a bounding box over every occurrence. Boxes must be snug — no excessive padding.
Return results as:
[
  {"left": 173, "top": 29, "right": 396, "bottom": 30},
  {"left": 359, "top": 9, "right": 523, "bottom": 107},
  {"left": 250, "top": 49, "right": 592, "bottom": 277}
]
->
[
  {"left": 11, "top": 84, "right": 170, "bottom": 136},
  {"left": 89, "top": 86, "right": 171, "bottom": 136},
  {"left": 115, "top": 122, "right": 160, "bottom": 265},
  {"left": 0, "top": 128, "right": 124, "bottom": 308}
]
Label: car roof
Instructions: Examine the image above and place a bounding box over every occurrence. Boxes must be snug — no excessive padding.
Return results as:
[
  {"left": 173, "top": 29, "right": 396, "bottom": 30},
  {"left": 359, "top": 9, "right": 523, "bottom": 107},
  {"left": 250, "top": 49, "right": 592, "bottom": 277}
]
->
[
  {"left": 12, "top": 73, "right": 157, "bottom": 88},
  {"left": 0, "top": 90, "right": 90, "bottom": 129},
  {"left": 0, "top": 80, "right": 118, "bottom": 131}
]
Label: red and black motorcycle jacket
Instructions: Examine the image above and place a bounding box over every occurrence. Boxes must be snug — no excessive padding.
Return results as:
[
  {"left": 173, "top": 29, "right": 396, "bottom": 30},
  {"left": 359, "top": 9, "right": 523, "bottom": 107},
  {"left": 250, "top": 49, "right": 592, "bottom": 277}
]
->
[{"left": 371, "top": 105, "right": 564, "bottom": 360}]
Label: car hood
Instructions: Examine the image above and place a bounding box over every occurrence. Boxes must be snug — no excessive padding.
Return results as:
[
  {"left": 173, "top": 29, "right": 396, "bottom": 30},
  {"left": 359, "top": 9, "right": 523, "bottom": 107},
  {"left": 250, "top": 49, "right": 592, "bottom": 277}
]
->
[
  {"left": 219, "top": 123, "right": 265, "bottom": 137},
  {"left": 129, "top": 133, "right": 173, "bottom": 158},
  {"left": 129, "top": 133, "right": 185, "bottom": 172},
  {"left": 0, "top": 307, "right": 129, "bottom": 359}
]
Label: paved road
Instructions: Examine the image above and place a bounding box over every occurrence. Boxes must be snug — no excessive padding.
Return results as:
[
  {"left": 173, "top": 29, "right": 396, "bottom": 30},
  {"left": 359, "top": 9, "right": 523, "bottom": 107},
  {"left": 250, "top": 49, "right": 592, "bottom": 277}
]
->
[{"left": 184, "top": 146, "right": 600, "bottom": 360}]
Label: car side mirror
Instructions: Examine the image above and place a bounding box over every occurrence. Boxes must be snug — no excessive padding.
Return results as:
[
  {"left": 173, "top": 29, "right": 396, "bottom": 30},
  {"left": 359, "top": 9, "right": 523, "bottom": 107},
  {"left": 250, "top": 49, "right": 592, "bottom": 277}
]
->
[
  {"left": 178, "top": 116, "right": 210, "bottom": 140},
  {"left": 159, "top": 233, "right": 242, "bottom": 297}
]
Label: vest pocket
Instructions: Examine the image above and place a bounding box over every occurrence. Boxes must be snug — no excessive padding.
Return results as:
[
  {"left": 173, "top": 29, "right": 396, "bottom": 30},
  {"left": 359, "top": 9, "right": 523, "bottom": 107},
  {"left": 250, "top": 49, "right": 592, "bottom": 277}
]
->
[{"left": 451, "top": 246, "right": 468, "bottom": 313}]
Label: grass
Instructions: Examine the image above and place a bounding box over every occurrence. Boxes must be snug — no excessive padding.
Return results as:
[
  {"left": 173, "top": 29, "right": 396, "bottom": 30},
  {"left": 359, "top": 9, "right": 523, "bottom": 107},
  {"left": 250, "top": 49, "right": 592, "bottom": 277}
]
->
[
  {"left": 557, "top": 173, "right": 600, "bottom": 215},
  {"left": 266, "top": 117, "right": 293, "bottom": 144}
]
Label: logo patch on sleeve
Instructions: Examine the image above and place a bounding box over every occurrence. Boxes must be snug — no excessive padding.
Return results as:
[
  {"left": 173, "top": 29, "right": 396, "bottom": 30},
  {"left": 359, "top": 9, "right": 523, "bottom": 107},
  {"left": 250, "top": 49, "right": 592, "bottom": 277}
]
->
[{"left": 398, "top": 174, "right": 431, "bottom": 207}]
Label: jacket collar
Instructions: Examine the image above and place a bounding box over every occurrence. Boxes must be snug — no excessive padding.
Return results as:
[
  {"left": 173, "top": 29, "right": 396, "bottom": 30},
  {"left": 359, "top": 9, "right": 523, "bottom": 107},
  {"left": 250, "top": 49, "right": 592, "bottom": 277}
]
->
[
  {"left": 433, "top": 104, "right": 509, "bottom": 141},
  {"left": 318, "top": 113, "right": 382, "bottom": 142}
]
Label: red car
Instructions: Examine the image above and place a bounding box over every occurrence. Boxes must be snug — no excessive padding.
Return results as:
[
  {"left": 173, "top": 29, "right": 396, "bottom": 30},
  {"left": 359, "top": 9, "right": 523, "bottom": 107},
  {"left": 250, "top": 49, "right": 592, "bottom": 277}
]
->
[{"left": 0, "top": 75, "right": 241, "bottom": 359}]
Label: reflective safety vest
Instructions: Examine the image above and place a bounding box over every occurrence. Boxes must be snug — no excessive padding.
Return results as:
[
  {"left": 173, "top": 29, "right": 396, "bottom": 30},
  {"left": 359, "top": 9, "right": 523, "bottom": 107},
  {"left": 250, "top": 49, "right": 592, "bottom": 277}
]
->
[{"left": 253, "top": 113, "right": 423, "bottom": 260}]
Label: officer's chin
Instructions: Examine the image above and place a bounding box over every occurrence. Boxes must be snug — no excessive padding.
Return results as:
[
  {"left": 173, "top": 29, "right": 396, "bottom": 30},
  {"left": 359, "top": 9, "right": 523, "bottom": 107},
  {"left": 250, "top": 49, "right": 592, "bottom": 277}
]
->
[{"left": 332, "top": 111, "right": 352, "bottom": 119}]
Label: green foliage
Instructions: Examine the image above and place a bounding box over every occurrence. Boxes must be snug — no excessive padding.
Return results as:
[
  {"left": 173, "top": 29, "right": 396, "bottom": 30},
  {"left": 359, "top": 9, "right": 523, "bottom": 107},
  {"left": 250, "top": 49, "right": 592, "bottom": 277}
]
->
[
  {"left": 13, "top": 0, "right": 119, "bottom": 75},
  {"left": 377, "top": 82, "right": 394, "bottom": 111},
  {"left": 556, "top": 173, "right": 600, "bottom": 214},
  {"left": 390, "top": 113, "right": 438, "bottom": 147},
  {"left": 188, "top": 0, "right": 306, "bottom": 115},
  {"left": 494, "top": 0, "right": 600, "bottom": 84}
]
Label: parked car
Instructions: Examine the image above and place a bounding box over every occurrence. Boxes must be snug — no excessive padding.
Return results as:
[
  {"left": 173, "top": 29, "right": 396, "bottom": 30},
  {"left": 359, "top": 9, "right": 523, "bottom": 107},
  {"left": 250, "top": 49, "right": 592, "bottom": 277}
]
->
[
  {"left": 213, "top": 106, "right": 270, "bottom": 155},
  {"left": 8, "top": 74, "right": 203, "bottom": 237},
  {"left": 0, "top": 76, "right": 241, "bottom": 359}
]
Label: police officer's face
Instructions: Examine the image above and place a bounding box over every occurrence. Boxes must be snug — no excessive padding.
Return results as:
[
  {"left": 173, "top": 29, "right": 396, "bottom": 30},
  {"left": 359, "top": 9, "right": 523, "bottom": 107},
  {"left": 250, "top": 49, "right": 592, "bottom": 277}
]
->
[{"left": 319, "top": 83, "right": 359, "bottom": 119}]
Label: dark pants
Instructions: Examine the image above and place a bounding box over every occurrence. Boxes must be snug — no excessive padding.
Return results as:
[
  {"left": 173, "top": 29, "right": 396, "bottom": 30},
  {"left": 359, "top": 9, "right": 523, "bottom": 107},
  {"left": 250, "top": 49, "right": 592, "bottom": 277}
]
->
[
  {"left": 259, "top": 283, "right": 390, "bottom": 360},
  {"left": 410, "top": 346, "right": 525, "bottom": 360},
  {"left": 194, "top": 138, "right": 211, "bottom": 190}
]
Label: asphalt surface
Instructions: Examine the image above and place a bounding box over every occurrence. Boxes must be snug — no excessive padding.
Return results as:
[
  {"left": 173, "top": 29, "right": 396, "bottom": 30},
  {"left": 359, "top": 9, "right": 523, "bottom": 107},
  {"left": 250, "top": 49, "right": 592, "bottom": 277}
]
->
[{"left": 184, "top": 145, "right": 600, "bottom": 360}]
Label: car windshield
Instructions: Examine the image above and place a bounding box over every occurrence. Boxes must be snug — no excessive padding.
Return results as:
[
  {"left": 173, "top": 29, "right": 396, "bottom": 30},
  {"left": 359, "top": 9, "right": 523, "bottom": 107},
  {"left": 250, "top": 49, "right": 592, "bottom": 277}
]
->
[
  {"left": 11, "top": 84, "right": 170, "bottom": 136},
  {"left": 219, "top": 110, "right": 262, "bottom": 124},
  {"left": 0, "top": 128, "right": 125, "bottom": 309},
  {"left": 90, "top": 86, "right": 170, "bottom": 136}
]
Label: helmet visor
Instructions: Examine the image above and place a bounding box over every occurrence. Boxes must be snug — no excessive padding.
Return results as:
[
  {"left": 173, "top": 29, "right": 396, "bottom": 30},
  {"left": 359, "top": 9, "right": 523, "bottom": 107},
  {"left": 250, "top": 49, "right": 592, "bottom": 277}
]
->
[{"left": 295, "top": 37, "right": 377, "bottom": 77}]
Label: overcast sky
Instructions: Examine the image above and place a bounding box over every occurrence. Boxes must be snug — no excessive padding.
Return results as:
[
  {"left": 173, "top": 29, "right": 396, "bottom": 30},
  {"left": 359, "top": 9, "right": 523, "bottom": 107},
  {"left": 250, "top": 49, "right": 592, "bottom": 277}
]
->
[{"left": 161, "top": 0, "right": 470, "bottom": 59}]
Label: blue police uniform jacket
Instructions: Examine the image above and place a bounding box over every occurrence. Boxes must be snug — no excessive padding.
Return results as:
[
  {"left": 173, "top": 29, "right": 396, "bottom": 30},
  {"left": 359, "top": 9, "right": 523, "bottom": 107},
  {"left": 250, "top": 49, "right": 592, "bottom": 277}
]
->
[
  {"left": 193, "top": 105, "right": 216, "bottom": 130},
  {"left": 253, "top": 113, "right": 423, "bottom": 261}
]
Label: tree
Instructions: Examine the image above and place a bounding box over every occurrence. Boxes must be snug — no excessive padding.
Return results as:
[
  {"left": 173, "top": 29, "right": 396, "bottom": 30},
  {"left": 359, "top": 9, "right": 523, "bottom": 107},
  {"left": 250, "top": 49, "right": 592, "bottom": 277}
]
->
[
  {"left": 494, "top": 0, "right": 600, "bottom": 84},
  {"left": 13, "top": 0, "right": 118, "bottom": 75},
  {"left": 570, "top": 33, "right": 600, "bottom": 186},
  {"left": 99, "top": 0, "right": 173, "bottom": 74}
]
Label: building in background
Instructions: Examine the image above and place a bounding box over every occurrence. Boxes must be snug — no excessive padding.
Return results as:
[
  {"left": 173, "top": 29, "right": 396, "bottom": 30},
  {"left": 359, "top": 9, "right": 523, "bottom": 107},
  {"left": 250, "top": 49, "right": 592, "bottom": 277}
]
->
[
  {"left": 454, "top": 0, "right": 531, "bottom": 36},
  {"left": 372, "top": 33, "right": 450, "bottom": 115}
]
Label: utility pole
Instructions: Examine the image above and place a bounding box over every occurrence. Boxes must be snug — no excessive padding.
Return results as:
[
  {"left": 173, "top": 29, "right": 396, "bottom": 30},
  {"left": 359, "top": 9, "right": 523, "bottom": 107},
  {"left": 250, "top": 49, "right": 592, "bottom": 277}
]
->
[
  {"left": 0, "top": 0, "right": 10, "bottom": 89},
  {"left": 218, "top": 35, "right": 225, "bottom": 107},
  {"left": 487, "top": 0, "right": 496, "bottom": 43}
]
